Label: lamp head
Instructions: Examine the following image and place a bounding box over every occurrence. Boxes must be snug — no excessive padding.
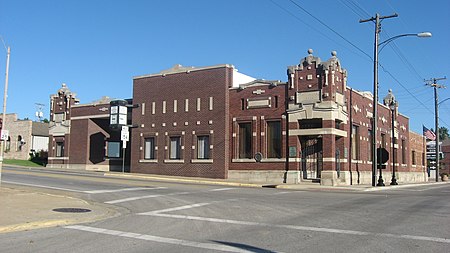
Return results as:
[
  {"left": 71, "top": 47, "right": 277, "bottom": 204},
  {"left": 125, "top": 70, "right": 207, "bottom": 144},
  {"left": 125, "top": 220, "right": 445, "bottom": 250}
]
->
[{"left": 417, "top": 32, "right": 432, "bottom": 38}]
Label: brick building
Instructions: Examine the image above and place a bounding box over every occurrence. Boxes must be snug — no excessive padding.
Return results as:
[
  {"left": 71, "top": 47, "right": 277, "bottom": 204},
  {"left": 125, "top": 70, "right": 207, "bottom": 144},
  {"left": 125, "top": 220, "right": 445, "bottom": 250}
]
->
[
  {"left": 441, "top": 139, "right": 450, "bottom": 175},
  {"left": 48, "top": 50, "right": 428, "bottom": 185},
  {"left": 47, "top": 83, "right": 128, "bottom": 171}
]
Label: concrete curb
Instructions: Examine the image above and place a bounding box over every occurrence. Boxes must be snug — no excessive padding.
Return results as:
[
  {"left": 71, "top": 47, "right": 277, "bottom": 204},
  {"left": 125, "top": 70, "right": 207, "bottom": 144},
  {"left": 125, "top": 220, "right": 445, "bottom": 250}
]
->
[
  {"left": 362, "top": 181, "right": 449, "bottom": 192},
  {"left": 103, "top": 172, "right": 264, "bottom": 188}
]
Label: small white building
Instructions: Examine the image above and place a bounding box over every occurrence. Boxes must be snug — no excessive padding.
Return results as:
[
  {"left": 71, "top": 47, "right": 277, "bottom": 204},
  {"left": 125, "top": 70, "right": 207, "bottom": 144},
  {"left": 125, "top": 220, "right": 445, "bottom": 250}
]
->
[{"left": 1, "top": 113, "right": 49, "bottom": 160}]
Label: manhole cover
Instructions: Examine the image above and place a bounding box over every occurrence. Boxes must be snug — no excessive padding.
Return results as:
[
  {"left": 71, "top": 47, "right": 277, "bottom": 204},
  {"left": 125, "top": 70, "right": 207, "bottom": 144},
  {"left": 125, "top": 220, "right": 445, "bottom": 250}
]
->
[{"left": 52, "top": 208, "right": 92, "bottom": 213}]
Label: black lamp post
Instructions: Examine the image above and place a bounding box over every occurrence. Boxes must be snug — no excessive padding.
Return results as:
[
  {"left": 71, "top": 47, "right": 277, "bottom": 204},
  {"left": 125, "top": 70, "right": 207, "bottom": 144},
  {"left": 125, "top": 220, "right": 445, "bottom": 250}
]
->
[
  {"left": 389, "top": 100, "right": 398, "bottom": 185},
  {"left": 376, "top": 148, "right": 385, "bottom": 186}
]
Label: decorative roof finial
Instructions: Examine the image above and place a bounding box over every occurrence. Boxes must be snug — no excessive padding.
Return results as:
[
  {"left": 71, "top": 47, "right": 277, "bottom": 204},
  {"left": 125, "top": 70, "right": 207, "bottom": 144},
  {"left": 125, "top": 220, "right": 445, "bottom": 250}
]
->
[
  {"left": 331, "top": 50, "right": 337, "bottom": 57},
  {"left": 307, "top": 48, "right": 313, "bottom": 55}
]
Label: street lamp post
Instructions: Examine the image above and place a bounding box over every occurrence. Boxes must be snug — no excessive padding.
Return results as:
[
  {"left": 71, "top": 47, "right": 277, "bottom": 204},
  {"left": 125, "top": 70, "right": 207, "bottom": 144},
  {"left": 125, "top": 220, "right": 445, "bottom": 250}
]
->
[
  {"left": 0, "top": 42, "right": 10, "bottom": 186},
  {"left": 389, "top": 100, "right": 398, "bottom": 185},
  {"left": 360, "top": 13, "right": 432, "bottom": 186}
]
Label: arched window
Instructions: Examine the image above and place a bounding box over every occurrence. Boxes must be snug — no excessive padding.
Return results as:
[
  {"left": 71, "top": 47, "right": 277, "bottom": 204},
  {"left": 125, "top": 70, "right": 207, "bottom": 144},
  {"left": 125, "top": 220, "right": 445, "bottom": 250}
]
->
[
  {"left": 17, "top": 135, "right": 23, "bottom": 151},
  {"left": 6, "top": 136, "right": 10, "bottom": 152}
]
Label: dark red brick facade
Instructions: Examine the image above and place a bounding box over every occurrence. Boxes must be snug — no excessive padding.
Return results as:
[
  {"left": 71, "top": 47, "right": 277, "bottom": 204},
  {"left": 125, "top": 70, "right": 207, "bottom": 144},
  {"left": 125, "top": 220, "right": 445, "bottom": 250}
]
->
[
  {"left": 47, "top": 50, "right": 428, "bottom": 185},
  {"left": 130, "top": 65, "right": 232, "bottom": 178}
]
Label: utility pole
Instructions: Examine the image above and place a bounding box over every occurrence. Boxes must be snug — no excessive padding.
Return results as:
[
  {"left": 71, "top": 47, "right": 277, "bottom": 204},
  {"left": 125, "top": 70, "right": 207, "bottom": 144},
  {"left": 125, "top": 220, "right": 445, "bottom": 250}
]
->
[
  {"left": 0, "top": 45, "right": 10, "bottom": 186},
  {"left": 360, "top": 13, "right": 398, "bottom": 186},
  {"left": 425, "top": 77, "right": 446, "bottom": 182}
]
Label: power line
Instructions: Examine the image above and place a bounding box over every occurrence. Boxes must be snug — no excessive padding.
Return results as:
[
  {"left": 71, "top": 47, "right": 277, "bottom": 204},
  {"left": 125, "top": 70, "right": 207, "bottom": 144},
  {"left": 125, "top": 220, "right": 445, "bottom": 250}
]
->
[
  {"left": 348, "top": 0, "right": 372, "bottom": 17},
  {"left": 338, "top": 0, "right": 366, "bottom": 19},
  {"left": 268, "top": 0, "right": 372, "bottom": 62},
  {"left": 287, "top": 0, "right": 373, "bottom": 61}
]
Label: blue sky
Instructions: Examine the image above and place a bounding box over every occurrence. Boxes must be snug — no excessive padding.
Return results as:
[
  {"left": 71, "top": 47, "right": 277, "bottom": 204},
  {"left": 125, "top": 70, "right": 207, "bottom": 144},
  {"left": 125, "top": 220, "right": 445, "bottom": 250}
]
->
[{"left": 0, "top": 0, "right": 449, "bottom": 134}]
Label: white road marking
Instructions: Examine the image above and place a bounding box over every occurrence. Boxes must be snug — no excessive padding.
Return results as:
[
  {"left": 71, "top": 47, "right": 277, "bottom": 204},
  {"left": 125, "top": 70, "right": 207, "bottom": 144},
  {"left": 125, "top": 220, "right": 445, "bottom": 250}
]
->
[
  {"left": 65, "top": 225, "right": 261, "bottom": 253},
  {"left": 209, "top": 188, "right": 235, "bottom": 192},
  {"left": 3, "top": 180, "right": 166, "bottom": 195},
  {"left": 85, "top": 187, "right": 166, "bottom": 194},
  {"left": 272, "top": 191, "right": 292, "bottom": 195},
  {"left": 2, "top": 181, "right": 85, "bottom": 193},
  {"left": 140, "top": 209, "right": 450, "bottom": 244},
  {"left": 104, "top": 191, "right": 191, "bottom": 204},
  {"left": 141, "top": 203, "right": 212, "bottom": 215},
  {"left": 105, "top": 194, "right": 164, "bottom": 204}
]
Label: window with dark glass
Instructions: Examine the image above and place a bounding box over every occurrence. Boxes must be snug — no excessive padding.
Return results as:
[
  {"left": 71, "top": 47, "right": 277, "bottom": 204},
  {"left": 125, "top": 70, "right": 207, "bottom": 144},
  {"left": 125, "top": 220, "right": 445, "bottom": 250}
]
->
[
  {"left": 107, "top": 142, "right": 121, "bottom": 158},
  {"left": 197, "top": 136, "right": 210, "bottom": 159},
  {"left": 144, "top": 137, "right": 155, "bottom": 160},
  {"left": 381, "top": 133, "right": 386, "bottom": 148},
  {"left": 56, "top": 142, "right": 64, "bottom": 157},
  {"left": 267, "top": 121, "right": 282, "bottom": 158},
  {"left": 368, "top": 129, "right": 372, "bottom": 161},
  {"left": 351, "top": 125, "right": 359, "bottom": 160},
  {"left": 402, "top": 139, "right": 406, "bottom": 164},
  {"left": 239, "top": 123, "right": 252, "bottom": 159},
  {"left": 169, "top": 136, "right": 181, "bottom": 159},
  {"left": 412, "top": 150, "right": 416, "bottom": 165}
]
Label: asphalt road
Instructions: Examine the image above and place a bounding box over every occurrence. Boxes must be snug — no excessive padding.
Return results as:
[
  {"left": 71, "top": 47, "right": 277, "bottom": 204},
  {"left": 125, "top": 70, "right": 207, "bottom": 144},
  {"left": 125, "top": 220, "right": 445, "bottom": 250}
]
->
[{"left": 1, "top": 167, "right": 449, "bottom": 253}]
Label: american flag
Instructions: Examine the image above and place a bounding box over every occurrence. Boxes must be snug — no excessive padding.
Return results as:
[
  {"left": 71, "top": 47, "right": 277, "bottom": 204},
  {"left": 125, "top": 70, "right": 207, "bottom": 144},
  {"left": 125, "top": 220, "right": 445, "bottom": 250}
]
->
[{"left": 423, "top": 125, "right": 436, "bottom": 141}]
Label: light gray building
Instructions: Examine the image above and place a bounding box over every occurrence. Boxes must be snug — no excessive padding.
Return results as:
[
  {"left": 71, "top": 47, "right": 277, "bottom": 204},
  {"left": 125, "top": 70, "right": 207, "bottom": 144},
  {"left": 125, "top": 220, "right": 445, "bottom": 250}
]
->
[{"left": 1, "top": 113, "right": 49, "bottom": 160}]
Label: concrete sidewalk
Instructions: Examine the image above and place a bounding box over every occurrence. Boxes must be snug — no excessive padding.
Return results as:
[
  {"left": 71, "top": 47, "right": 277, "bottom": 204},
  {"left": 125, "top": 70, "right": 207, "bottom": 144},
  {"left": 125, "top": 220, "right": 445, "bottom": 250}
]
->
[
  {"left": 6, "top": 165, "right": 448, "bottom": 192},
  {"left": 0, "top": 187, "right": 117, "bottom": 234},
  {"left": 104, "top": 171, "right": 449, "bottom": 192}
]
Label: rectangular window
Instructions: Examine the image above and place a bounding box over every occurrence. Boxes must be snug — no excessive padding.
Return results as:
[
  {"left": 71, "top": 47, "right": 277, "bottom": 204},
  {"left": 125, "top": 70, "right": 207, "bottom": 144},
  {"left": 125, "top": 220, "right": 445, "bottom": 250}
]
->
[
  {"left": 185, "top": 99, "right": 189, "bottom": 112},
  {"left": 197, "top": 136, "right": 210, "bottom": 159},
  {"left": 412, "top": 150, "right": 416, "bottom": 165},
  {"left": 141, "top": 103, "right": 145, "bottom": 115},
  {"left": 241, "top": 99, "right": 245, "bottom": 110},
  {"left": 197, "top": 98, "right": 201, "bottom": 111},
  {"left": 173, "top": 100, "right": 178, "bottom": 113},
  {"left": 239, "top": 123, "right": 252, "bottom": 159},
  {"left": 209, "top": 97, "right": 213, "bottom": 111},
  {"left": 107, "top": 142, "right": 121, "bottom": 158},
  {"left": 144, "top": 138, "right": 155, "bottom": 160},
  {"left": 402, "top": 139, "right": 406, "bottom": 164},
  {"left": 169, "top": 137, "right": 181, "bottom": 159},
  {"left": 381, "top": 133, "right": 386, "bottom": 148},
  {"left": 267, "top": 121, "right": 282, "bottom": 158},
  {"left": 274, "top": 96, "right": 278, "bottom": 108},
  {"left": 351, "top": 125, "right": 359, "bottom": 160},
  {"left": 162, "top": 101, "right": 166, "bottom": 114},
  {"left": 368, "top": 129, "right": 373, "bottom": 161},
  {"left": 152, "top": 102, "right": 156, "bottom": 115},
  {"left": 56, "top": 142, "right": 64, "bottom": 157}
]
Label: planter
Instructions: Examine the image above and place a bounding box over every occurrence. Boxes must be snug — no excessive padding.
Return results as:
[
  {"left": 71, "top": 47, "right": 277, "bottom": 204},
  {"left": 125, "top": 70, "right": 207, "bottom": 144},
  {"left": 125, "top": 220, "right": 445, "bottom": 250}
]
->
[{"left": 441, "top": 174, "right": 449, "bottom": 181}]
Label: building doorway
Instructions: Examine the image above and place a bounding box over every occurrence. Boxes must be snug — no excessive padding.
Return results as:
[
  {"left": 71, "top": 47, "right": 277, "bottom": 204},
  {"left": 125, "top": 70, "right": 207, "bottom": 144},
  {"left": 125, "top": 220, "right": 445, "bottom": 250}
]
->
[{"left": 301, "top": 137, "right": 323, "bottom": 180}]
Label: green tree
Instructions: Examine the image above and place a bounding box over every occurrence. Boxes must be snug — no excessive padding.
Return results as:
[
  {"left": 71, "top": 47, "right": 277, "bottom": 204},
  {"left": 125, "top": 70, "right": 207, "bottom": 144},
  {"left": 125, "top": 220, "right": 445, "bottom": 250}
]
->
[{"left": 439, "top": 127, "right": 449, "bottom": 140}]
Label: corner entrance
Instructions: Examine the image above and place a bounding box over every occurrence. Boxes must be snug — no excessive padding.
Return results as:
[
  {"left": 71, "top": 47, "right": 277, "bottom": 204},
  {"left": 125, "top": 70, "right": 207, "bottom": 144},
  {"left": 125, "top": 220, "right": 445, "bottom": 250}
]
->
[{"left": 300, "top": 137, "right": 323, "bottom": 180}]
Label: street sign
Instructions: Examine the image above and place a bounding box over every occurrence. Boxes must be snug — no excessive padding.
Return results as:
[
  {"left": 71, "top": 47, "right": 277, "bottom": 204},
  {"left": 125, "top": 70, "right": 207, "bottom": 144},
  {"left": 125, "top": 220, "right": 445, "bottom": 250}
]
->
[
  {"left": 110, "top": 100, "right": 128, "bottom": 131},
  {"left": 121, "top": 126, "right": 129, "bottom": 142},
  {"left": 1, "top": 130, "right": 9, "bottom": 141},
  {"left": 376, "top": 147, "right": 389, "bottom": 164}
]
